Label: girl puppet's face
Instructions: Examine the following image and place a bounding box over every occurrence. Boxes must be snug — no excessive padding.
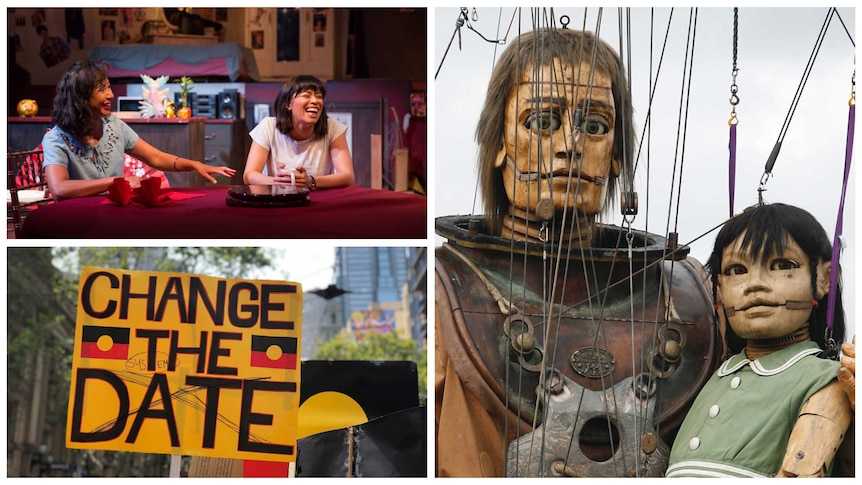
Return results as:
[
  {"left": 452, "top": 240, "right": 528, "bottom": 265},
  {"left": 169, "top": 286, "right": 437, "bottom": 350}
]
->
[{"left": 717, "top": 231, "right": 830, "bottom": 341}]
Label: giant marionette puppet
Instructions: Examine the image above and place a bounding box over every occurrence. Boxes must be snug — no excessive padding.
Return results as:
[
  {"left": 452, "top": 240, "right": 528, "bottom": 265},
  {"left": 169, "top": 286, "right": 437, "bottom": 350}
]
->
[
  {"left": 666, "top": 203, "right": 854, "bottom": 478},
  {"left": 435, "top": 9, "right": 855, "bottom": 480},
  {"left": 435, "top": 25, "right": 722, "bottom": 477}
]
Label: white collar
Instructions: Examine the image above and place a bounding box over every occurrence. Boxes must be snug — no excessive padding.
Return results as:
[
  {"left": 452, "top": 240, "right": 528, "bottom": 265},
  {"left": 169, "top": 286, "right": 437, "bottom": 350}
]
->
[{"left": 717, "top": 341, "right": 823, "bottom": 377}]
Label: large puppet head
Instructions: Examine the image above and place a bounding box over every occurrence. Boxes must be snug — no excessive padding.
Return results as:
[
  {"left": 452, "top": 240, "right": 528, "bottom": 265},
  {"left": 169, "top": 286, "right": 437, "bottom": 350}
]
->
[
  {"left": 706, "top": 203, "right": 845, "bottom": 355},
  {"left": 478, "top": 28, "right": 634, "bottom": 236}
]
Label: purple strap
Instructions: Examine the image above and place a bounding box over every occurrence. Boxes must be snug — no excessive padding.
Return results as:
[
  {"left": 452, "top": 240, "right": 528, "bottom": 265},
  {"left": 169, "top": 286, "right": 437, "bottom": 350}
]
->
[
  {"left": 728, "top": 124, "right": 737, "bottom": 217},
  {"left": 826, "top": 103, "right": 854, "bottom": 330}
]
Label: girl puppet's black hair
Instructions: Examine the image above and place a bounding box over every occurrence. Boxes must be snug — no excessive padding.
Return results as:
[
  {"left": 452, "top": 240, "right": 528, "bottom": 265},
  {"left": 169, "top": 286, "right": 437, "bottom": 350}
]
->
[{"left": 706, "top": 203, "right": 845, "bottom": 357}]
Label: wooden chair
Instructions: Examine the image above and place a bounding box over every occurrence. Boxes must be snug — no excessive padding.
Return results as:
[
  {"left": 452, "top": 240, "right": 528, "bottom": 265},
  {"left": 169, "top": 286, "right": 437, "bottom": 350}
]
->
[{"left": 7, "top": 148, "right": 52, "bottom": 238}]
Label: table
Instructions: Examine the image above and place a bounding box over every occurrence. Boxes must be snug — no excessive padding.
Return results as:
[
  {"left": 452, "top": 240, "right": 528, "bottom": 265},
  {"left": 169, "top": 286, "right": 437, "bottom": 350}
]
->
[{"left": 19, "top": 185, "right": 426, "bottom": 239}]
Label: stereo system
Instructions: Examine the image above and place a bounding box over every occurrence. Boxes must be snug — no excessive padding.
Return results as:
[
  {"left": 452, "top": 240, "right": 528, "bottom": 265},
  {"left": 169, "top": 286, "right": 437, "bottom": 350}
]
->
[
  {"left": 172, "top": 90, "right": 243, "bottom": 119},
  {"left": 217, "top": 89, "right": 242, "bottom": 120},
  {"left": 174, "top": 93, "right": 217, "bottom": 119}
]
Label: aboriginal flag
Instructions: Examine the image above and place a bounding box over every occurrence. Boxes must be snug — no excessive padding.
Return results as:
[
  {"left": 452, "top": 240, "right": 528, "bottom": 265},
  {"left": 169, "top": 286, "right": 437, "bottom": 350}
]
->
[
  {"left": 250, "top": 335, "right": 298, "bottom": 370},
  {"left": 80, "top": 325, "right": 130, "bottom": 360}
]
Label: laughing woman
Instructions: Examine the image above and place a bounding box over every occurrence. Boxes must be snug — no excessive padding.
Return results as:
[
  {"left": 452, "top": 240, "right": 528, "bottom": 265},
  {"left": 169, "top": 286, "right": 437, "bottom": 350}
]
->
[
  {"left": 42, "top": 61, "right": 235, "bottom": 201},
  {"left": 243, "top": 75, "right": 355, "bottom": 190}
]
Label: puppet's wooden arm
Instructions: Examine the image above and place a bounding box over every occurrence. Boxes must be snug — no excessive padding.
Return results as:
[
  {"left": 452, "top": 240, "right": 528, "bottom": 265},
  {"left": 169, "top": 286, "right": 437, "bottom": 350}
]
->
[
  {"left": 776, "top": 381, "right": 852, "bottom": 477},
  {"left": 838, "top": 337, "right": 855, "bottom": 410}
]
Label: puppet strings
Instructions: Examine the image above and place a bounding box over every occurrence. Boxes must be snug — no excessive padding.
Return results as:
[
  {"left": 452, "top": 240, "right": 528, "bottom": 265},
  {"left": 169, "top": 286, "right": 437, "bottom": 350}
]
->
[
  {"left": 502, "top": 7, "right": 636, "bottom": 476},
  {"left": 498, "top": 7, "right": 607, "bottom": 475},
  {"left": 760, "top": 7, "right": 838, "bottom": 200},
  {"left": 444, "top": 6, "right": 706, "bottom": 476},
  {"left": 435, "top": 8, "right": 518, "bottom": 80},
  {"left": 500, "top": 8, "right": 704, "bottom": 477}
]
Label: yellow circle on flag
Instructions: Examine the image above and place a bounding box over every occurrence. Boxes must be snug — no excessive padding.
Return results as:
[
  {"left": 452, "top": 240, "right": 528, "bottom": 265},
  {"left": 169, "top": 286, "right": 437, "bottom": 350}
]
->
[
  {"left": 266, "top": 344, "right": 283, "bottom": 361},
  {"left": 96, "top": 334, "right": 114, "bottom": 352},
  {"left": 297, "top": 392, "right": 369, "bottom": 439}
]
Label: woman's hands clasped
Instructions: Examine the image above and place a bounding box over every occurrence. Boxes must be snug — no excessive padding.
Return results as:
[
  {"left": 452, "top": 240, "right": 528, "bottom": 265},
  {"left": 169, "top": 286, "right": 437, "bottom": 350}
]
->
[{"left": 274, "top": 162, "right": 310, "bottom": 189}]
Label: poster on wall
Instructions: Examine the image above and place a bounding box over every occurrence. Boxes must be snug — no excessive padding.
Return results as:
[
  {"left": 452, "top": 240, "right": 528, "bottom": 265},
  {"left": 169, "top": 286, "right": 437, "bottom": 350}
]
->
[
  {"left": 312, "top": 9, "right": 326, "bottom": 48},
  {"left": 312, "top": 9, "right": 326, "bottom": 32},
  {"left": 7, "top": 8, "right": 166, "bottom": 85},
  {"left": 120, "top": 8, "right": 133, "bottom": 27},
  {"left": 36, "top": 23, "right": 71, "bottom": 67},
  {"left": 7, "top": 8, "right": 82, "bottom": 84},
  {"left": 252, "top": 30, "right": 264, "bottom": 50},
  {"left": 101, "top": 19, "right": 116, "bottom": 42}
]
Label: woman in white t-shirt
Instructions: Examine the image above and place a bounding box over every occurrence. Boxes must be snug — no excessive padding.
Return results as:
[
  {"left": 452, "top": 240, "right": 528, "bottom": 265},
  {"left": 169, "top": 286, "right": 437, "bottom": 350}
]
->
[{"left": 244, "top": 75, "right": 355, "bottom": 190}]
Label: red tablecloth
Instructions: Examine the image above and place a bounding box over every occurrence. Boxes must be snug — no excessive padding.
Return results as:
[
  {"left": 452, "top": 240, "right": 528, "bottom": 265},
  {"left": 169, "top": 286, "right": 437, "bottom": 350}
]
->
[{"left": 19, "top": 185, "right": 426, "bottom": 239}]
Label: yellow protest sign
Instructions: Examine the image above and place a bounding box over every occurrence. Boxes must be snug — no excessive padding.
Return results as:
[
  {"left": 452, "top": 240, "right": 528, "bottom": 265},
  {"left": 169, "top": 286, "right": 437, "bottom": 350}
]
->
[{"left": 65, "top": 267, "right": 302, "bottom": 462}]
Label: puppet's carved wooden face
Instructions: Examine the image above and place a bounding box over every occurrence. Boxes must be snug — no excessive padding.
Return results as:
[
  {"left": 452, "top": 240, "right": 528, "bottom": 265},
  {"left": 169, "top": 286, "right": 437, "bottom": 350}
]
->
[
  {"left": 717, "top": 232, "right": 830, "bottom": 340},
  {"left": 496, "top": 59, "right": 618, "bottom": 217}
]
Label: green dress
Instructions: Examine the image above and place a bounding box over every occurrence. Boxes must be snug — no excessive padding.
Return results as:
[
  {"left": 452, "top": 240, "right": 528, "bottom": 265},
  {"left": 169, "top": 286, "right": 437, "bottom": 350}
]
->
[{"left": 666, "top": 341, "right": 839, "bottom": 478}]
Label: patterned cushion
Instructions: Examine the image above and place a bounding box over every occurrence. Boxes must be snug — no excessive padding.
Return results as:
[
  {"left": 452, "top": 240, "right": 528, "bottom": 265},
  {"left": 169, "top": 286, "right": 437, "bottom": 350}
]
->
[{"left": 123, "top": 153, "right": 171, "bottom": 188}]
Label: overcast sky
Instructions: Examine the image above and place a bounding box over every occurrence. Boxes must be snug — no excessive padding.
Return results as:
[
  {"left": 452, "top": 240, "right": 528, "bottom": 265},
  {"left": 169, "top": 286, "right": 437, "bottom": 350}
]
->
[
  {"left": 433, "top": 7, "right": 856, "bottom": 334},
  {"left": 260, "top": 243, "right": 337, "bottom": 292}
]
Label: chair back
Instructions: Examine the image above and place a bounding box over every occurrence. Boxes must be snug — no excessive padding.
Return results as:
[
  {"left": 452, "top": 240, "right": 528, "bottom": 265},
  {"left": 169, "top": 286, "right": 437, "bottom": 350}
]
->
[{"left": 7, "top": 148, "right": 50, "bottom": 238}]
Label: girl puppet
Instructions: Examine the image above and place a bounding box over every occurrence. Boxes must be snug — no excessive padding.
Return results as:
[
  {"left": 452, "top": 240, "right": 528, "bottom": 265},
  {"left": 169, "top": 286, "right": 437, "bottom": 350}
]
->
[
  {"left": 243, "top": 75, "right": 354, "bottom": 190},
  {"left": 667, "top": 203, "right": 854, "bottom": 478},
  {"left": 42, "top": 61, "right": 235, "bottom": 201}
]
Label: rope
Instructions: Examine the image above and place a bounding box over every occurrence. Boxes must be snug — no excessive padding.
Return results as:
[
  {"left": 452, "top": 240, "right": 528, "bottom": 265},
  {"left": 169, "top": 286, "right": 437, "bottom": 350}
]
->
[
  {"left": 760, "top": 8, "right": 836, "bottom": 203},
  {"left": 826, "top": 76, "right": 855, "bottom": 332},
  {"left": 436, "top": 8, "right": 517, "bottom": 80},
  {"left": 728, "top": 8, "right": 739, "bottom": 218}
]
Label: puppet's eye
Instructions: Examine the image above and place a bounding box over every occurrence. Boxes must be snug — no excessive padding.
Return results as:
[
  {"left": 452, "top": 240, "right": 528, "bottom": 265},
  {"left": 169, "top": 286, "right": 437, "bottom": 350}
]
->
[
  {"left": 723, "top": 264, "right": 747, "bottom": 276},
  {"left": 581, "top": 114, "right": 610, "bottom": 135},
  {"left": 771, "top": 259, "right": 800, "bottom": 271},
  {"left": 524, "top": 111, "right": 562, "bottom": 132}
]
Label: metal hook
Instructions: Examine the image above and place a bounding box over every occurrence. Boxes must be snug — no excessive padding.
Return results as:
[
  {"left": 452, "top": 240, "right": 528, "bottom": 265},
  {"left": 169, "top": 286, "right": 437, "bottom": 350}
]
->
[
  {"left": 625, "top": 230, "right": 635, "bottom": 260},
  {"left": 728, "top": 112, "right": 738, "bottom": 126},
  {"left": 454, "top": 10, "right": 468, "bottom": 51},
  {"left": 757, "top": 172, "right": 771, "bottom": 206},
  {"left": 823, "top": 328, "right": 839, "bottom": 360}
]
